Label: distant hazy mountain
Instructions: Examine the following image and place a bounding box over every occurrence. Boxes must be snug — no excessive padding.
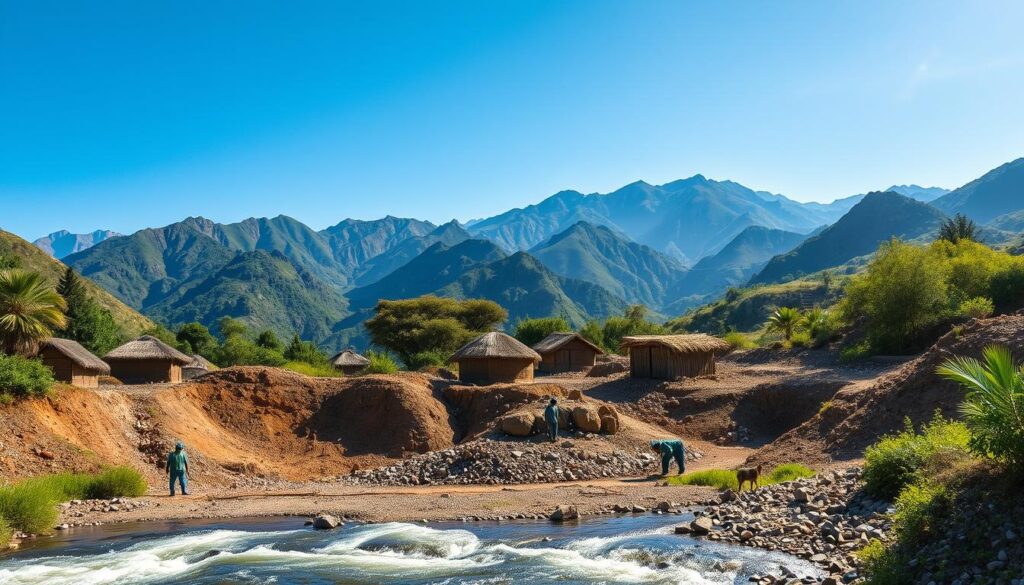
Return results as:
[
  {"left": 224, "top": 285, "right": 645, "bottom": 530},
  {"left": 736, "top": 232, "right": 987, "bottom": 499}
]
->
[
  {"left": 352, "top": 220, "right": 472, "bottom": 286},
  {"left": 933, "top": 158, "right": 1024, "bottom": 224},
  {"left": 146, "top": 250, "right": 348, "bottom": 341},
  {"left": 346, "top": 238, "right": 626, "bottom": 327},
  {"left": 673, "top": 226, "right": 807, "bottom": 300},
  {"left": 33, "top": 229, "right": 121, "bottom": 259},
  {"left": 750, "top": 192, "right": 947, "bottom": 285},
  {"left": 468, "top": 176, "right": 829, "bottom": 263},
  {"left": 887, "top": 184, "right": 950, "bottom": 202},
  {"left": 528, "top": 221, "right": 687, "bottom": 309},
  {"left": 321, "top": 216, "right": 436, "bottom": 277}
]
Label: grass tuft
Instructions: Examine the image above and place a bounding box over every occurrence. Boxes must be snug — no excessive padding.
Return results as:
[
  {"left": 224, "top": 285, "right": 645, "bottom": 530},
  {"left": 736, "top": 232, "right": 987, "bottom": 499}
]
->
[
  {"left": 666, "top": 463, "right": 816, "bottom": 490},
  {"left": 282, "top": 361, "right": 345, "bottom": 378}
]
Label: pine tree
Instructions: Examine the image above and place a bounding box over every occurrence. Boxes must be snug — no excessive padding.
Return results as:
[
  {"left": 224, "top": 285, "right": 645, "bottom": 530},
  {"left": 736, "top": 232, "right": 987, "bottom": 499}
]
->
[{"left": 56, "top": 267, "right": 121, "bottom": 354}]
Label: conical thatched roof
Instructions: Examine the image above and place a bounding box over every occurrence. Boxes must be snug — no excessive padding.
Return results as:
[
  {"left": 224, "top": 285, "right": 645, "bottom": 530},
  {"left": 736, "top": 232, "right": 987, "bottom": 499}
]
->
[
  {"left": 185, "top": 354, "right": 215, "bottom": 370},
  {"left": 104, "top": 336, "right": 191, "bottom": 364},
  {"left": 40, "top": 338, "right": 110, "bottom": 374},
  {"left": 532, "top": 332, "right": 605, "bottom": 355},
  {"left": 330, "top": 348, "right": 370, "bottom": 367},
  {"left": 449, "top": 332, "right": 541, "bottom": 363},
  {"left": 619, "top": 334, "right": 730, "bottom": 354}
]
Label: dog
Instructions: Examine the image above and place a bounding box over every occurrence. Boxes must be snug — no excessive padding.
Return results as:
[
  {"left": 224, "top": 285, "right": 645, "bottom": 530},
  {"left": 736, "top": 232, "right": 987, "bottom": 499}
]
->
[{"left": 736, "top": 464, "right": 763, "bottom": 491}]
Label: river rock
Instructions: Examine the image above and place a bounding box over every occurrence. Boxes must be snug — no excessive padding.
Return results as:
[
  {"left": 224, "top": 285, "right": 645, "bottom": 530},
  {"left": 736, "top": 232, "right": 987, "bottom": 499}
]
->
[
  {"left": 549, "top": 505, "right": 579, "bottom": 522},
  {"left": 312, "top": 513, "right": 342, "bottom": 529},
  {"left": 690, "top": 516, "right": 714, "bottom": 535}
]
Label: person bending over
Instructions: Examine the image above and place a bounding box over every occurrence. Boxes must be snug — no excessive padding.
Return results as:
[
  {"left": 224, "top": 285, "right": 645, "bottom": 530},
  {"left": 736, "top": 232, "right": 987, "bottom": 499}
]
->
[{"left": 650, "top": 438, "right": 686, "bottom": 476}]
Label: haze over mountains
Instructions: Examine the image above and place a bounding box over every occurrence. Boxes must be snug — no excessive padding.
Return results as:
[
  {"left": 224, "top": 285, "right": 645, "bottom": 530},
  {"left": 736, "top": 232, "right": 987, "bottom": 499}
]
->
[
  {"left": 14, "top": 156, "right": 1023, "bottom": 350},
  {"left": 33, "top": 230, "right": 121, "bottom": 259}
]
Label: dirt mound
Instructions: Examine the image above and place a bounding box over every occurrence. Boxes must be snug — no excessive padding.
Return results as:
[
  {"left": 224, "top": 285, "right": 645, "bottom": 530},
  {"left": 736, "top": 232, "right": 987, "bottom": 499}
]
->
[
  {"left": 443, "top": 383, "right": 569, "bottom": 439},
  {"left": 753, "top": 314, "right": 1024, "bottom": 466}
]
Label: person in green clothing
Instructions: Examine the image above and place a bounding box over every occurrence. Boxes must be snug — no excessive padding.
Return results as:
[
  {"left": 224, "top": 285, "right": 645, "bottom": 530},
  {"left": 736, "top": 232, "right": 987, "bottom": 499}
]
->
[
  {"left": 543, "top": 398, "right": 560, "bottom": 442},
  {"left": 650, "top": 438, "right": 686, "bottom": 476},
  {"left": 166, "top": 441, "right": 190, "bottom": 496}
]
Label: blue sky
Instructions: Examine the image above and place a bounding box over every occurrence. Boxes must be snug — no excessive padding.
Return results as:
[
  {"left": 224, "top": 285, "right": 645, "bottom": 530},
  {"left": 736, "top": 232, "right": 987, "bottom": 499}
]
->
[{"left": 2, "top": 1, "right": 1023, "bottom": 240}]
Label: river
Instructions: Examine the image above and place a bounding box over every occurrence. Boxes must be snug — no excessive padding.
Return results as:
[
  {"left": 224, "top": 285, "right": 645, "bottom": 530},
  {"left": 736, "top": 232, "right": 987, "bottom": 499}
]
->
[{"left": 0, "top": 514, "right": 820, "bottom": 584}]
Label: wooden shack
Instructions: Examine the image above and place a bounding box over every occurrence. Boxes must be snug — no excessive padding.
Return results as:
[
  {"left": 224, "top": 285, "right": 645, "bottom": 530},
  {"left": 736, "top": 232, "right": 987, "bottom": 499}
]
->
[
  {"left": 329, "top": 348, "right": 370, "bottom": 375},
  {"left": 619, "top": 334, "right": 729, "bottom": 380},
  {"left": 182, "top": 354, "right": 215, "bottom": 380},
  {"left": 37, "top": 338, "right": 110, "bottom": 388},
  {"left": 103, "top": 335, "right": 191, "bottom": 384},
  {"left": 532, "top": 332, "right": 604, "bottom": 373},
  {"left": 449, "top": 331, "right": 540, "bottom": 385}
]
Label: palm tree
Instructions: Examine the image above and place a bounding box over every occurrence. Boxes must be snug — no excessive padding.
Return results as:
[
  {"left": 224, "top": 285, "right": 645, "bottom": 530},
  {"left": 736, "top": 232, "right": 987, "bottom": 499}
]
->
[
  {"left": 938, "top": 213, "right": 979, "bottom": 244},
  {"left": 937, "top": 345, "right": 1024, "bottom": 465},
  {"left": 766, "top": 307, "right": 801, "bottom": 341},
  {"left": 0, "top": 269, "right": 67, "bottom": 355}
]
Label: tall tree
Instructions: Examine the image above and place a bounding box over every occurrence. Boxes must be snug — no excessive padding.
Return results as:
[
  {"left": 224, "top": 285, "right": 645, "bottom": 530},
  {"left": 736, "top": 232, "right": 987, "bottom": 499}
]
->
[
  {"left": 0, "top": 269, "right": 67, "bottom": 355},
  {"left": 56, "top": 267, "right": 121, "bottom": 354},
  {"left": 938, "top": 213, "right": 979, "bottom": 244},
  {"left": 176, "top": 322, "right": 217, "bottom": 356},
  {"left": 256, "top": 330, "right": 283, "bottom": 351}
]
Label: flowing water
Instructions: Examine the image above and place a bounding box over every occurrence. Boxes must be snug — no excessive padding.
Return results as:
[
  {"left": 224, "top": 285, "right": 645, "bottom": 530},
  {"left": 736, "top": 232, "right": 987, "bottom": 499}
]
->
[{"left": 0, "top": 515, "right": 820, "bottom": 584}]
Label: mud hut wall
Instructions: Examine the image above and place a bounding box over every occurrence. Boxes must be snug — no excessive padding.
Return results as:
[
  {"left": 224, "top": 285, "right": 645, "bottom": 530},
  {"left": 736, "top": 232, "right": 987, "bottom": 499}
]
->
[
  {"left": 629, "top": 346, "right": 716, "bottom": 380},
  {"left": 39, "top": 347, "right": 100, "bottom": 388},
  {"left": 538, "top": 339, "right": 600, "bottom": 373},
  {"left": 108, "top": 359, "right": 182, "bottom": 384},
  {"left": 457, "top": 358, "right": 535, "bottom": 384}
]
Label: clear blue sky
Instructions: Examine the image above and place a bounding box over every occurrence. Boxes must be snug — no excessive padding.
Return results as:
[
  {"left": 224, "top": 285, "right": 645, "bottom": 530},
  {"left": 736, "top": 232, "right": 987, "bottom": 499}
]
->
[{"left": 2, "top": 1, "right": 1023, "bottom": 240}]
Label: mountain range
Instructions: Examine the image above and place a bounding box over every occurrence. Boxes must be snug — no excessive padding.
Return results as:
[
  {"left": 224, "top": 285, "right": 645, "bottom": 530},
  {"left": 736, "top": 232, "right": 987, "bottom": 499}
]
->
[
  {"left": 33, "top": 230, "right": 121, "bottom": 259},
  {"left": 11, "top": 155, "right": 1022, "bottom": 350}
]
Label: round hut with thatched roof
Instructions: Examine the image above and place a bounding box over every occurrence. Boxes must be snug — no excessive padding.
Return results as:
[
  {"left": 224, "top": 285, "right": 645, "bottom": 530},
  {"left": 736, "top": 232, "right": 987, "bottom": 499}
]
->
[
  {"left": 103, "top": 335, "right": 192, "bottom": 384},
  {"left": 449, "top": 331, "right": 541, "bottom": 385},
  {"left": 619, "top": 334, "right": 730, "bottom": 380},
  {"left": 329, "top": 348, "right": 370, "bottom": 375},
  {"left": 183, "top": 354, "right": 216, "bottom": 380},
  {"left": 37, "top": 338, "right": 111, "bottom": 388}
]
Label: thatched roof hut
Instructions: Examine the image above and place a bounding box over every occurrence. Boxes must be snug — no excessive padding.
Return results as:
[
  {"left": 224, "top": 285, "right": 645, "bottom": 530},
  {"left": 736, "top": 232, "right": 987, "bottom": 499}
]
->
[
  {"left": 449, "top": 331, "right": 541, "bottom": 385},
  {"left": 619, "top": 334, "right": 729, "bottom": 380},
  {"left": 183, "top": 354, "right": 215, "bottom": 380},
  {"left": 104, "top": 335, "right": 191, "bottom": 384},
  {"left": 532, "top": 332, "right": 604, "bottom": 373},
  {"left": 329, "top": 348, "right": 370, "bottom": 375},
  {"left": 38, "top": 338, "right": 110, "bottom": 388}
]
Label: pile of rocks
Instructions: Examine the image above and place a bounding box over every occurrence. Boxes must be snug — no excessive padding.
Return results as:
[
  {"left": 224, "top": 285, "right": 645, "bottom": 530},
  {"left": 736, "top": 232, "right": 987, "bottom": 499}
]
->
[
  {"left": 57, "top": 497, "right": 152, "bottom": 528},
  {"left": 675, "top": 468, "right": 887, "bottom": 584},
  {"left": 342, "top": 438, "right": 703, "bottom": 486}
]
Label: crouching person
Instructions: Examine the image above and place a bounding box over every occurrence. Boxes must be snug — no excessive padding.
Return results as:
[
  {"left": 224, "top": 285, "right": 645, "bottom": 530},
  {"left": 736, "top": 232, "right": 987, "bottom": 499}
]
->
[{"left": 650, "top": 438, "right": 686, "bottom": 476}]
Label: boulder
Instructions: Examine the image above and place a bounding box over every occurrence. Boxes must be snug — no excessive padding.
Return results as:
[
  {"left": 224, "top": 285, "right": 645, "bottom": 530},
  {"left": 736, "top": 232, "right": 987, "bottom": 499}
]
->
[
  {"left": 499, "top": 412, "right": 536, "bottom": 437},
  {"left": 597, "top": 404, "right": 619, "bottom": 422},
  {"left": 690, "top": 516, "right": 714, "bottom": 535},
  {"left": 312, "top": 513, "right": 342, "bottom": 530},
  {"left": 567, "top": 389, "right": 583, "bottom": 400},
  {"left": 600, "top": 415, "right": 619, "bottom": 434},
  {"left": 572, "top": 406, "right": 602, "bottom": 433},
  {"left": 549, "top": 505, "right": 579, "bottom": 522}
]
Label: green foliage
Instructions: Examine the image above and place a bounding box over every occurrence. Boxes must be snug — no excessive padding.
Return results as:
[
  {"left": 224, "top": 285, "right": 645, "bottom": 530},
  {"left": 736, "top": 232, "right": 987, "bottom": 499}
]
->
[
  {"left": 512, "top": 316, "right": 570, "bottom": 347},
  {"left": 578, "top": 320, "right": 606, "bottom": 350},
  {"left": 599, "top": 305, "right": 669, "bottom": 354},
  {"left": 364, "top": 296, "right": 507, "bottom": 366},
  {"left": 364, "top": 350, "right": 400, "bottom": 374},
  {"left": 862, "top": 415, "right": 971, "bottom": 500},
  {"left": 217, "top": 317, "right": 248, "bottom": 339},
  {"left": 840, "top": 239, "right": 949, "bottom": 354},
  {"left": 140, "top": 324, "right": 183, "bottom": 350},
  {"left": 0, "top": 516, "right": 10, "bottom": 546},
  {"left": 765, "top": 306, "right": 801, "bottom": 341},
  {"left": 212, "top": 334, "right": 286, "bottom": 367},
  {"left": 937, "top": 345, "right": 1024, "bottom": 465},
  {"left": 937, "top": 213, "right": 979, "bottom": 244},
  {"left": 282, "top": 361, "right": 345, "bottom": 378},
  {"left": 723, "top": 331, "right": 757, "bottom": 349},
  {"left": 0, "top": 253, "right": 20, "bottom": 271},
  {"left": 0, "top": 466, "right": 146, "bottom": 534},
  {"left": 405, "top": 350, "right": 449, "bottom": 370},
  {"left": 802, "top": 307, "right": 840, "bottom": 346},
  {"left": 0, "top": 354, "right": 54, "bottom": 401},
  {"left": 284, "top": 334, "right": 327, "bottom": 365},
  {"left": 0, "top": 269, "right": 68, "bottom": 355},
  {"left": 56, "top": 267, "right": 122, "bottom": 355},
  {"left": 666, "top": 464, "right": 815, "bottom": 490},
  {"left": 255, "top": 330, "right": 283, "bottom": 351},
  {"left": 957, "top": 296, "right": 994, "bottom": 319},
  {"left": 176, "top": 322, "right": 217, "bottom": 356},
  {"left": 857, "top": 538, "right": 908, "bottom": 585},
  {"left": 891, "top": 481, "right": 948, "bottom": 548}
]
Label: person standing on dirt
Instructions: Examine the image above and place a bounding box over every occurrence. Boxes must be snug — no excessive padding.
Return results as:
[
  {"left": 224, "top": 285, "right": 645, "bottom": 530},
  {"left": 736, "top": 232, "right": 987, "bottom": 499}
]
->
[
  {"left": 650, "top": 439, "right": 686, "bottom": 476},
  {"left": 544, "top": 398, "right": 560, "bottom": 442},
  {"left": 167, "top": 441, "right": 190, "bottom": 496}
]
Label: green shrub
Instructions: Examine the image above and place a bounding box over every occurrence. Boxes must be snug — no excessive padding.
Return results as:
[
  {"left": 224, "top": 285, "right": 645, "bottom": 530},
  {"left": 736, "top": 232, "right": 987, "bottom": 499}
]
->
[
  {"left": 0, "top": 482, "right": 60, "bottom": 534},
  {"left": 364, "top": 350, "right": 400, "bottom": 374},
  {"left": 404, "top": 350, "right": 449, "bottom": 370},
  {"left": 788, "top": 330, "right": 812, "bottom": 348},
  {"left": 891, "top": 481, "right": 948, "bottom": 548},
  {"left": 840, "top": 341, "right": 873, "bottom": 362},
  {"left": 0, "top": 354, "right": 54, "bottom": 400},
  {"left": 938, "top": 345, "right": 1024, "bottom": 465},
  {"left": 723, "top": 331, "right": 756, "bottom": 350},
  {"left": 957, "top": 296, "right": 994, "bottom": 319},
  {"left": 282, "top": 361, "right": 345, "bottom": 378},
  {"left": 862, "top": 415, "right": 971, "bottom": 500},
  {"left": 512, "top": 317, "right": 570, "bottom": 347},
  {"left": 86, "top": 466, "right": 147, "bottom": 499},
  {"left": 0, "top": 516, "right": 10, "bottom": 545},
  {"left": 857, "top": 539, "right": 908, "bottom": 585},
  {"left": 765, "top": 463, "right": 816, "bottom": 483}
]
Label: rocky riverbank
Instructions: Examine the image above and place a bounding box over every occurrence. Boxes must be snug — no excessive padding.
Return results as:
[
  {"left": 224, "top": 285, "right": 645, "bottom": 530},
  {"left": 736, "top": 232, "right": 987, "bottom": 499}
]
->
[
  {"left": 675, "top": 467, "right": 884, "bottom": 584},
  {"left": 341, "top": 437, "right": 703, "bottom": 486}
]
